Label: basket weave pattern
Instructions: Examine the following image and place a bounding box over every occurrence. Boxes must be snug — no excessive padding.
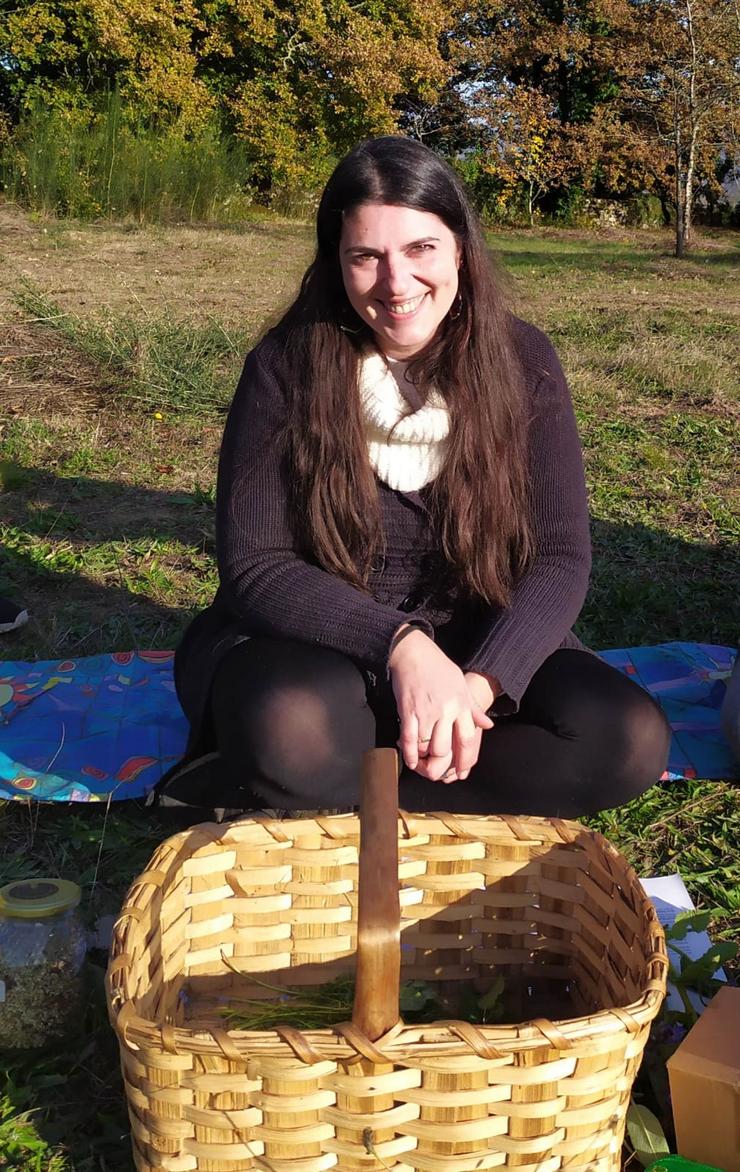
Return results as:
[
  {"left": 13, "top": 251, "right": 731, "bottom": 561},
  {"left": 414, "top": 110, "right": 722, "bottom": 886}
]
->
[{"left": 107, "top": 813, "right": 667, "bottom": 1171}]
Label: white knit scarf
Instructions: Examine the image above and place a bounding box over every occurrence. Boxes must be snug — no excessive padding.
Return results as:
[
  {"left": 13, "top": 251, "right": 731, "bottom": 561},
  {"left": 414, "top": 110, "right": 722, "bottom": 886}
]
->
[{"left": 358, "top": 350, "right": 450, "bottom": 492}]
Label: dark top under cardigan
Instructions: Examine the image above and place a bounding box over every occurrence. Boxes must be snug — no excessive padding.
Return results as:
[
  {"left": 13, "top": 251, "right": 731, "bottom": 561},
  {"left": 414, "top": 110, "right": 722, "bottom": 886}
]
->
[{"left": 174, "top": 317, "right": 592, "bottom": 754}]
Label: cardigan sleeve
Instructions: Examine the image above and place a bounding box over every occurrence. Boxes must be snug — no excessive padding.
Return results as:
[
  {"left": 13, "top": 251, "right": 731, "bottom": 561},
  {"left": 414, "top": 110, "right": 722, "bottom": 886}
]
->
[
  {"left": 215, "top": 342, "right": 434, "bottom": 670},
  {"left": 461, "top": 334, "right": 591, "bottom": 710}
]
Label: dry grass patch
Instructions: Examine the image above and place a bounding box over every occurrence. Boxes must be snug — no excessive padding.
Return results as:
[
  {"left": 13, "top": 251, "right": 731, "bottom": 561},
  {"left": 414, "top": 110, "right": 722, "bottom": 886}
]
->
[{"left": 1, "top": 321, "right": 113, "bottom": 416}]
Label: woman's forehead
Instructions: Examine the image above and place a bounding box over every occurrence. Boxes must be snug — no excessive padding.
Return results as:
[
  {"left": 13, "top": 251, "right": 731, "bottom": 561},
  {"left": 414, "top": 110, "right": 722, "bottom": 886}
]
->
[{"left": 340, "top": 203, "right": 454, "bottom": 245}]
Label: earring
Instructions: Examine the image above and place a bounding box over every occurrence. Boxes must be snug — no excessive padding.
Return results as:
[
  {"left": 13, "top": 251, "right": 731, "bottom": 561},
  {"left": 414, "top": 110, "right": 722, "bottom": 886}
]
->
[
  {"left": 338, "top": 301, "right": 363, "bottom": 334},
  {"left": 449, "top": 292, "right": 462, "bottom": 321}
]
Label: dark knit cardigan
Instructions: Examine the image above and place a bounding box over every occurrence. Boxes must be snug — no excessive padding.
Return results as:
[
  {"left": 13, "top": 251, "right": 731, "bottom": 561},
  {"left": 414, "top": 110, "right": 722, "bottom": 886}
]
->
[{"left": 175, "top": 317, "right": 591, "bottom": 750}]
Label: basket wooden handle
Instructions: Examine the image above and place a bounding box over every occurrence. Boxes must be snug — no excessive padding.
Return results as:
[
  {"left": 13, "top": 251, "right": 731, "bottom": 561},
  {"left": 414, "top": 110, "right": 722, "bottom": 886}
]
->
[{"left": 352, "top": 747, "right": 401, "bottom": 1041}]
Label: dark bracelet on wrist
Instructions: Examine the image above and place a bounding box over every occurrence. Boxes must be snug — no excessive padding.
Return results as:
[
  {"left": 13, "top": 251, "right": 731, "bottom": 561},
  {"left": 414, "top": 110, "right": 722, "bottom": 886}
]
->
[{"left": 389, "top": 622, "right": 425, "bottom": 657}]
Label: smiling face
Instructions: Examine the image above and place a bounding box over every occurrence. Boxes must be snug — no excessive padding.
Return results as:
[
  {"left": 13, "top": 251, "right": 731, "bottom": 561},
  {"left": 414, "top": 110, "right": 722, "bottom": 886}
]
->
[{"left": 339, "top": 202, "right": 461, "bottom": 360}]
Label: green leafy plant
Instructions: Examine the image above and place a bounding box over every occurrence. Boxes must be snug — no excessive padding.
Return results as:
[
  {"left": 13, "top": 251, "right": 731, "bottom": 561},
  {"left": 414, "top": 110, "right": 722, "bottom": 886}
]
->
[
  {"left": 0, "top": 1095, "right": 67, "bottom": 1171},
  {"left": 221, "top": 973, "right": 507, "bottom": 1031},
  {"left": 626, "top": 1102, "right": 671, "bottom": 1167},
  {"left": 664, "top": 910, "right": 738, "bottom": 1025}
]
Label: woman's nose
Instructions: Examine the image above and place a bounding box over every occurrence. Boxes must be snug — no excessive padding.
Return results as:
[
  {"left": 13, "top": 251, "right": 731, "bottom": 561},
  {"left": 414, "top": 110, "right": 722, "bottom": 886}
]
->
[{"left": 378, "top": 253, "right": 410, "bottom": 295}]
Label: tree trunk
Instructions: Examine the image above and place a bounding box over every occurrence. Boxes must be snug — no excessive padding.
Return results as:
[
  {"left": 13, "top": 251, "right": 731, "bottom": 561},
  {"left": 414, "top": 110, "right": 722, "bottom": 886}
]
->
[
  {"left": 675, "top": 185, "right": 686, "bottom": 257},
  {"left": 683, "top": 0, "right": 698, "bottom": 248},
  {"left": 675, "top": 135, "right": 686, "bottom": 258},
  {"left": 683, "top": 179, "right": 692, "bottom": 247},
  {"left": 684, "top": 129, "right": 698, "bottom": 245}
]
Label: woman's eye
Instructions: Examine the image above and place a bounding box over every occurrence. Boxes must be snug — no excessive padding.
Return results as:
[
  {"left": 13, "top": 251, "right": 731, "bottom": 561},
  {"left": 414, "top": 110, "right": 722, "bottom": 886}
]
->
[{"left": 410, "top": 243, "right": 434, "bottom": 254}]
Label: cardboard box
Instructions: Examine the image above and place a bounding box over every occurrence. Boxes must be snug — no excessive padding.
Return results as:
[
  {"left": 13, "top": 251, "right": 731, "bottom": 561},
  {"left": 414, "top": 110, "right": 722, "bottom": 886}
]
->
[{"left": 667, "top": 985, "right": 740, "bottom": 1172}]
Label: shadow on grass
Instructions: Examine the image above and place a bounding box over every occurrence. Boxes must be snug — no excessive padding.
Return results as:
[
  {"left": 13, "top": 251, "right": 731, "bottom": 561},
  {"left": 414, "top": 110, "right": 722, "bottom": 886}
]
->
[
  {"left": 1, "top": 465, "right": 216, "bottom": 658},
  {"left": 495, "top": 246, "right": 739, "bottom": 274},
  {"left": 1, "top": 461, "right": 737, "bottom": 661},
  {"left": 2, "top": 465, "right": 215, "bottom": 544},
  {"left": 578, "top": 518, "right": 737, "bottom": 650},
  {"left": 678, "top": 249, "right": 740, "bottom": 266},
  {"left": 496, "top": 249, "right": 649, "bottom": 273}
]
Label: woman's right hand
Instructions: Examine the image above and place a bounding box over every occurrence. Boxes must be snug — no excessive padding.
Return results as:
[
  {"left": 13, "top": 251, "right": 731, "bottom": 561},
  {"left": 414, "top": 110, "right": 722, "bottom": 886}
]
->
[{"left": 389, "top": 628, "right": 494, "bottom": 782}]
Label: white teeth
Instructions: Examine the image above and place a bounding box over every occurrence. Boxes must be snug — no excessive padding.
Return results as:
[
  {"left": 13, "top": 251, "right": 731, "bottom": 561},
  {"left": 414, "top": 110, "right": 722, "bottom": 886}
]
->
[{"left": 386, "top": 296, "right": 424, "bottom": 315}]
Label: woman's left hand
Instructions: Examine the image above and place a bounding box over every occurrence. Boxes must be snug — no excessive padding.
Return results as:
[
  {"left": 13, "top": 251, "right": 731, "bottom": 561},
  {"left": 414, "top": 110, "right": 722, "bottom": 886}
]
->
[{"left": 412, "top": 671, "right": 498, "bottom": 783}]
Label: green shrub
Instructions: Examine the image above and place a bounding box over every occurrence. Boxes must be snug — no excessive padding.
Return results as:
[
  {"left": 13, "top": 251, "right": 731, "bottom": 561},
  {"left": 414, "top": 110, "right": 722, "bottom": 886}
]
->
[
  {"left": 0, "top": 93, "right": 254, "bottom": 223},
  {"left": 624, "top": 194, "right": 665, "bottom": 228},
  {"left": 552, "top": 185, "right": 592, "bottom": 227},
  {"left": 451, "top": 152, "right": 533, "bottom": 226}
]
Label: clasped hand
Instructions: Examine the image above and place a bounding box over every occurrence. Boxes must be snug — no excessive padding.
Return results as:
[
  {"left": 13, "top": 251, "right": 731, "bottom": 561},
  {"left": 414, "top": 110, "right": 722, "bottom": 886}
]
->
[{"left": 388, "top": 628, "right": 495, "bottom": 783}]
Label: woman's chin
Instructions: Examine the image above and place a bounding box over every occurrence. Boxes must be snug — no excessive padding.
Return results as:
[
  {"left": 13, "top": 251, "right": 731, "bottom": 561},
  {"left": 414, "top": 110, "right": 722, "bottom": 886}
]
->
[{"left": 375, "top": 323, "right": 434, "bottom": 359}]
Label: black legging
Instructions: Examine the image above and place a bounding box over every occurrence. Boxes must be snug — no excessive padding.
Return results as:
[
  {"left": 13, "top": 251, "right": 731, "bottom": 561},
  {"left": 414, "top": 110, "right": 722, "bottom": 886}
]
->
[{"left": 207, "top": 639, "right": 671, "bottom": 818}]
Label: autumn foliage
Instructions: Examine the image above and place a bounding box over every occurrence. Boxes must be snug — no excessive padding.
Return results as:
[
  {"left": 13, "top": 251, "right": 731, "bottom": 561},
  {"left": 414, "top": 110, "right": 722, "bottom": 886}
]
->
[{"left": 0, "top": 0, "right": 737, "bottom": 249}]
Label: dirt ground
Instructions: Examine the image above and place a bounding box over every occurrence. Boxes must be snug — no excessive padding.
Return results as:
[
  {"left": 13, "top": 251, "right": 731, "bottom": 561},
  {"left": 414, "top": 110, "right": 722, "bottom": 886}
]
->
[
  {"left": 0, "top": 203, "right": 313, "bottom": 319},
  {"left": 0, "top": 203, "right": 314, "bottom": 417}
]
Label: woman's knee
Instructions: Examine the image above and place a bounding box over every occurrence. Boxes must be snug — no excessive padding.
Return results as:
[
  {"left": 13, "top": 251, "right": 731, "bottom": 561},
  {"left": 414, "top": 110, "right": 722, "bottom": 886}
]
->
[
  {"left": 248, "top": 681, "right": 364, "bottom": 781},
  {"left": 529, "top": 651, "right": 671, "bottom": 809},
  {"left": 577, "top": 685, "right": 670, "bottom": 810},
  {"left": 610, "top": 692, "right": 670, "bottom": 799},
  {"left": 210, "top": 638, "right": 374, "bottom": 806}
]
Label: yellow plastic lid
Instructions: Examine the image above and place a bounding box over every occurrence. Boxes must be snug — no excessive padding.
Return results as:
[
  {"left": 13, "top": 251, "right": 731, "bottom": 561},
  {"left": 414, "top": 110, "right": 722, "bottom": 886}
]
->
[{"left": 0, "top": 878, "right": 81, "bottom": 919}]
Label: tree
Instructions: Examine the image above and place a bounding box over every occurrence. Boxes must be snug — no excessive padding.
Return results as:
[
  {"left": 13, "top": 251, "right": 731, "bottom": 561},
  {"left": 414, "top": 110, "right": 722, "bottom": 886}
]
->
[
  {"left": 0, "top": 0, "right": 212, "bottom": 128},
  {"left": 201, "top": 0, "right": 452, "bottom": 200},
  {"left": 623, "top": 0, "right": 740, "bottom": 255},
  {"left": 473, "top": 85, "right": 579, "bottom": 221},
  {"left": 402, "top": 0, "right": 647, "bottom": 215},
  {"left": 461, "top": 0, "right": 634, "bottom": 122},
  {"left": 0, "top": 0, "right": 452, "bottom": 201}
]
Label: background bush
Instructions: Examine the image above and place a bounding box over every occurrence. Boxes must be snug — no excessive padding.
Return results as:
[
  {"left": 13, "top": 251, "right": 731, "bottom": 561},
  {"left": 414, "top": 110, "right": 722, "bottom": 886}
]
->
[{"left": 0, "top": 96, "right": 254, "bottom": 223}]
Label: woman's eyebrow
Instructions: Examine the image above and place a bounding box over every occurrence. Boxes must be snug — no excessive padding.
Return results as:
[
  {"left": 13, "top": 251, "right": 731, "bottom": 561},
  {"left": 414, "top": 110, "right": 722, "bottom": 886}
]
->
[{"left": 342, "top": 236, "right": 440, "bottom": 255}]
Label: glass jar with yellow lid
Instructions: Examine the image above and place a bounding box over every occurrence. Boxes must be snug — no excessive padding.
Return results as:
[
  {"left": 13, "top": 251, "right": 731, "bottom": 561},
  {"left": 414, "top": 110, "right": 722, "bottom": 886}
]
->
[{"left": 0, "top": 877, "right": 87, "bottom": 1050}]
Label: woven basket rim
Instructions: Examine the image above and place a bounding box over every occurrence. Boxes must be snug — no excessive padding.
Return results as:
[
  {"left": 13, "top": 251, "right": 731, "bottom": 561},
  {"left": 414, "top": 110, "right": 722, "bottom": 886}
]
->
[
  {"left": 111, "top": 992, "right": 667, "bottom": 1065},
  {"left": 107, "top": 811, "right": 668, "bottom": 1065}
]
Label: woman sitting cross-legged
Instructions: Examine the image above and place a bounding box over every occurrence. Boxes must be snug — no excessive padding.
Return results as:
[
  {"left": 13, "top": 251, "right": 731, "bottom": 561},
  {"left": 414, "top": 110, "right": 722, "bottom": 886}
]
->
[{"left": 161, "top": 135, "right": 670, "bottom": 818}]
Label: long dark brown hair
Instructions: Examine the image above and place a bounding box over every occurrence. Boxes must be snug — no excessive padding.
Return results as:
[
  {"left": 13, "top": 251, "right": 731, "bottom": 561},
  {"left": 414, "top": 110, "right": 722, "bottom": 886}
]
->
[{"left": 273, "top": 135, "right": 532, "bottom": 606}]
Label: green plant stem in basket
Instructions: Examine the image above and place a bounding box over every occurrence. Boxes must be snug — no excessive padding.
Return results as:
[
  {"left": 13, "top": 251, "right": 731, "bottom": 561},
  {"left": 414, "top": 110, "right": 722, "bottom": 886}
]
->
[
  {"left": 220, "top": 974, "right": 507, "bottom": 1031},
  {"left": 221, "top": 974, "right": 357, "bottom": 1030}
]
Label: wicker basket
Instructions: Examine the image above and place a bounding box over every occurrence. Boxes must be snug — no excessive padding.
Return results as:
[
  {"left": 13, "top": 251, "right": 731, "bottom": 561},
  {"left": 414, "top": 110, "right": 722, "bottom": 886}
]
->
[{"left": 107, "top": 809, "right": 667, "bottom": 1172}]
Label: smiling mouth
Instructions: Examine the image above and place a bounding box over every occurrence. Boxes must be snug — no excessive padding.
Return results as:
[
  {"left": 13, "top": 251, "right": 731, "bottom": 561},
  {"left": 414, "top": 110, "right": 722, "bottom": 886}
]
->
[{"left": 383, "top": 294, "right": 426, "bottom": 317}]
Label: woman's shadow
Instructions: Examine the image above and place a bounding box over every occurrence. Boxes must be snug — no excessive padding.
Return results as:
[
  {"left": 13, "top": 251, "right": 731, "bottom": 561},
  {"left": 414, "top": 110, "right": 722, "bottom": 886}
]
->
[
  {"left": 1, "top": 464, "right": 216, "bottom": 657},
  {"left": 578, "top": 517, "right": 736, "bottom": 650}
]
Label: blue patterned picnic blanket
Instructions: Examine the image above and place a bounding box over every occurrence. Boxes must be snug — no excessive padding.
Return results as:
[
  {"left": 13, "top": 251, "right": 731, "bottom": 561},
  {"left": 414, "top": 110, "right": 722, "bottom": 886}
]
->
[
  {"left": 0, "top": 651, "right": 185, "bottom": 802},
  {"left": 0, "top": 642, "right": 736, "bottom": 802},
  {"left": 599, "top": 642, "right": 736, "bottom": 782}
]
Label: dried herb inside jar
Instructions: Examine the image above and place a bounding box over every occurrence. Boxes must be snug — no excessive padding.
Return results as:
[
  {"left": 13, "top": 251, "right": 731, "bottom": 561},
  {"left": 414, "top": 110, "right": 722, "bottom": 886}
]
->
[{"left": 0, "top": 952, "right": 86, "bottom": 1050}]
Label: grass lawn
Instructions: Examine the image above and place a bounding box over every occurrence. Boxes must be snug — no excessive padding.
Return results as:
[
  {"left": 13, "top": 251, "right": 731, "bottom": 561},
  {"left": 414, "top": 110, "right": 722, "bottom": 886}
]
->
[{"left": 0, "top": 204, "right": 738, "bottom": 1169}]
